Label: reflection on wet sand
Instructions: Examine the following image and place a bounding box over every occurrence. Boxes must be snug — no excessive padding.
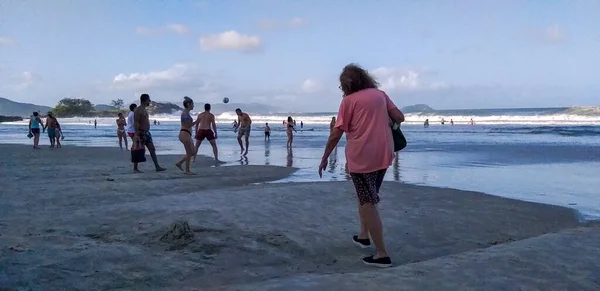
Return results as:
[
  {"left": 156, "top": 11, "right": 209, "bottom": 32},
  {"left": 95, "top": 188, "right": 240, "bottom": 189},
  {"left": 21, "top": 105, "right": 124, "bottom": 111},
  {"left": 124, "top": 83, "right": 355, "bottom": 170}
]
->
[
  {"left": 328, "top": 147, "right": 338, "bottom": 174},
  {"left": 286, "top": 147, "right": 293, "bottom": 167},
  {"left": 264, "top": 141, "right": 270, "bottom": 165},
  {"left": 239, "top": 156, "right": 249, "bottom": 165}
]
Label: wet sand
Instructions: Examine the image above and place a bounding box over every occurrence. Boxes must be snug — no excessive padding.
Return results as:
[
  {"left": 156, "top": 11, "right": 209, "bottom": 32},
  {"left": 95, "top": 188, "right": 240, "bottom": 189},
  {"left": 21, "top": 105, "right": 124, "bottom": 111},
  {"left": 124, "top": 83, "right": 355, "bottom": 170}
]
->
[{"left": 0, "top": 144, "right": 597, "bottom": 290}]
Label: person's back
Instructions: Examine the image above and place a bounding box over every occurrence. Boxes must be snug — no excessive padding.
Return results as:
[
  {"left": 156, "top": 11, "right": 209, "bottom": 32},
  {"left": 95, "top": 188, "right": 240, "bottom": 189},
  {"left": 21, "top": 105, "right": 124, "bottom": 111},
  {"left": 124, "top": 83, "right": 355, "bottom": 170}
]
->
[
  {"left": 31, "top": 115, "right": 40, "bottom": 128},
  {"left": 337, "top": 88, "right": 394, "bottom": 173},
  {"left": 197, "top": 112, "right": 214, "bottom": 129}
]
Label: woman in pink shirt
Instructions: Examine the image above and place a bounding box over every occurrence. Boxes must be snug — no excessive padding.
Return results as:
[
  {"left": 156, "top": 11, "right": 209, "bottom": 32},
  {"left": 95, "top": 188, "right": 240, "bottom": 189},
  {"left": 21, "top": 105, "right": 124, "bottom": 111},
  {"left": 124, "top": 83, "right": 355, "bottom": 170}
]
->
[{"left": 319, "top": 63, "right": 405, "bottom": 268}]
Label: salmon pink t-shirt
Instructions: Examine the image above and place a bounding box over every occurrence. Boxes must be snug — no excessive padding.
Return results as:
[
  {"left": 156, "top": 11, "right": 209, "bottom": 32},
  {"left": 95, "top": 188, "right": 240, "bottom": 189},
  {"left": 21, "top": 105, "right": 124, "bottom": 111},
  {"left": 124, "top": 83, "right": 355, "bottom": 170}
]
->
[{"left": 335, "top": 88, "right": 397, "bottom": 174}]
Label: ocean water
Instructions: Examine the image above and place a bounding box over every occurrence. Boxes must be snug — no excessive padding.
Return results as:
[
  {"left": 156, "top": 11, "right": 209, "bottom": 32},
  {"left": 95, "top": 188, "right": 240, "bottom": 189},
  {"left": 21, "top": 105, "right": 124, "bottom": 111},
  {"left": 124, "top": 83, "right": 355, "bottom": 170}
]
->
[{"left": 1, "top": 106, "right": 600, "bottom": 219}]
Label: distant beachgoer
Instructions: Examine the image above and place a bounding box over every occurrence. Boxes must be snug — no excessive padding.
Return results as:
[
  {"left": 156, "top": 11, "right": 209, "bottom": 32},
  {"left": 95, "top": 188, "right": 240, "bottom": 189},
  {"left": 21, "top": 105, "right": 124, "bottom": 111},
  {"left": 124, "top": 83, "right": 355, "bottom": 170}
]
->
[
  {"left": 55, "top": 122, "right": 63, "bottom": 147},
  {"left": 293, "top": 119, "right": 296, "bottom": 127},
  {"left": 133, "top": 94, "right": 166, "bottom": 173},
  {"left": 300, "top": 121, "right": 304, "bottom": 129},
  {"left": 283, "top": 120, "right": 286, "bottom": 125},
  {"left": 193, "top": 103, "right": 220, "bottom": 163},
  {"left": 441, "top": 118, "right": 445, "bottom": 125},
  {"left": 28, "top": 112, "right": 44, "bottom": 149},
  {"left": 470, "top": 118, "right": 475, "bottom": 125},
  {"left": 232, "top": 120, "right": 238, "bottom": 128},
  {"left": 330, "top": 117, "right": 336, "bottom": 131},
  {"left": 126, "top": 104, "right": 137, "bottom": 148},
  {"left": 319, "top": 63, "right": 405, "bottom": 268},
  {"left": 450, "top": 119, "right": 454, "bottom": 125},
  {"left": 116, "top": 112, "right": 128, "bottom": 151},
  {"left": 176, "top": 97, "right": 197, "bottom": 174},
  {"left": 424, "top": 119, "right": 429, "bottom": 128},
  {"left": 264, "top": 123, "right": 271, "bottom": 141},
  {"left": 153, "top": 120, "right": 157, "bottom": 126},
  {"left": 46, "top": 112, "right": 59, "bottom": 148},
  {"left": 286, "top": 116, "right": 297, "bottom": 147},
  {"left": 94, "top": 119, "right": 97, "bottom": 129},
  {"left": 234, "top": 108, "right": 252, "bottom": 156}
]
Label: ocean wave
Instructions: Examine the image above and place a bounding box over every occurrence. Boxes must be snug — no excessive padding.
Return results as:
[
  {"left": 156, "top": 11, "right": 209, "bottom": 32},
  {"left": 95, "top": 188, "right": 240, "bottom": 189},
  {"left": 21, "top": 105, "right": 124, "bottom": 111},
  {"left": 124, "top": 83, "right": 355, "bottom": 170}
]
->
[{"left": 489, "top": 126, "right": 600, "bottom": 137}]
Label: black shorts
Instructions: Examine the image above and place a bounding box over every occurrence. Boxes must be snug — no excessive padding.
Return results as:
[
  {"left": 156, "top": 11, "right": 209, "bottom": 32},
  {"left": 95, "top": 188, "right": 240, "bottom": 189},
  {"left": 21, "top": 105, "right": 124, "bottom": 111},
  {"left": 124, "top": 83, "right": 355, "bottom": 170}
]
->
[
  {"left": 265, "top": 132, "right": 270, "bottom": 137},
  {"left": 31, "top": 128, "right": 40, "bottom": 134},
  {"left": 349, "top": 169, "right": 387, "bottom": 205}
]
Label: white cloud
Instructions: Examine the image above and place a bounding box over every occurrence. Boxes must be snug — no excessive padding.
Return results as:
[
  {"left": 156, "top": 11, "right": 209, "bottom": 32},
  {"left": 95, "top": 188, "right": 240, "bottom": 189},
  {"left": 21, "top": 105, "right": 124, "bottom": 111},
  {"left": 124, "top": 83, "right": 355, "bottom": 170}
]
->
[
  {"left": 527, "top": 25, "right": 566, "bottom": 44},
  {"left": 289, "top": 17, "right": 308, "bottom": 28},
  {"left": 199, "top": 31, "right": 261, "bottom": 52},
  {"left": 543, "top": 25, "right": 565, "bottom": 43},
  {"left": 0, "top": 37, "right": 17, "bottom": 46},
  {"left": 301, "top": 78, "right": 323, "bottom": 93},
  {"left": 257, "top": 17, "right": 308, "bottom": 30},
  {"left": 14, "top": 71, "right": 39, "bottom": 90},
  {"left": 112, "top": 64, "right": 193, "bottom": 90},
  {"left": 371, "top": 67, "right": 446, "bottom": 92},
  {"left": 135, "top": 24, "right": 190, "bottom": 36}
]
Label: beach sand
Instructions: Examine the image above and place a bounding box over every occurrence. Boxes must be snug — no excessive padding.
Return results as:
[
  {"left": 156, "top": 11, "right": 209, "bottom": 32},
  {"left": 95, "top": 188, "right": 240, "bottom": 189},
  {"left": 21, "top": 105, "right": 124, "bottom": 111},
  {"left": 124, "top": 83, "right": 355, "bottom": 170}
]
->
[{"left": 0, "top": 144, "right": 597, "bottom": 290}]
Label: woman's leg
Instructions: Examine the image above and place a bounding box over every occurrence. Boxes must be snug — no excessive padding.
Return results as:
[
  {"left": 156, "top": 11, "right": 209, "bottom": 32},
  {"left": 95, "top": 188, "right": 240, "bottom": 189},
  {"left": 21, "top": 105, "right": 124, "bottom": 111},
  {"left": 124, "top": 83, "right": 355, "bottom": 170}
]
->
[
  {"left": 118, "top": 131, "right": 123, "bottom": 150},
  {"left": 123, "top": 132, "right": 128, "bottom": 150},
  {"left": 183, "top": 139, "right": 195, "bottom": 173},
  {"left": 34, "top": 133, "right": 40, "bottom": 148},
  {"left": 176, "top": 132, "right": 188, "bottom": 170},
  {"left": 289, "top": 133, "right": 294, "bottom": 147}
]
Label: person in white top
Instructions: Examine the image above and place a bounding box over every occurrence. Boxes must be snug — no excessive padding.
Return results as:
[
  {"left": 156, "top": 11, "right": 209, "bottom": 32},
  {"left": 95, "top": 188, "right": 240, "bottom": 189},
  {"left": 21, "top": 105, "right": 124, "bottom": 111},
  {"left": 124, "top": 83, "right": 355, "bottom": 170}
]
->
[{"left": 126, "top": 103, "right": 137, "bottom": 149}]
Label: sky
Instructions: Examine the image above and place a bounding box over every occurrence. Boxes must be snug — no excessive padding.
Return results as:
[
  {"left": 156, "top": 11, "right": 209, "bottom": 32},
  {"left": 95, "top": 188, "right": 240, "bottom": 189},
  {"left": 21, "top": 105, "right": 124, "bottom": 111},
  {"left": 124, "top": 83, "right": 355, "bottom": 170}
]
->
[{"left": 1, "top": 0, "right": 599, "bottom": 112}]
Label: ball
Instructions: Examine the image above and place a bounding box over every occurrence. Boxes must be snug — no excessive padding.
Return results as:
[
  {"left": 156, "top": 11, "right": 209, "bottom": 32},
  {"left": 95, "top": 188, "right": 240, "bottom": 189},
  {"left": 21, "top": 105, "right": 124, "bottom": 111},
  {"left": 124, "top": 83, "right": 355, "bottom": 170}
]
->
[{"left": 223, "top": 97, "right": 229, "bottom": 104}]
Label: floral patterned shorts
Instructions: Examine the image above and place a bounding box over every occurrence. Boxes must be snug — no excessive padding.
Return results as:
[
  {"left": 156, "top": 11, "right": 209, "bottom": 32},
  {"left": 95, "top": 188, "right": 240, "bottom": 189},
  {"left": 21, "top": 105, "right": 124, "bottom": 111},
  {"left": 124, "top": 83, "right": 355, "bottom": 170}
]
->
[{"left": 349, "top": 169, "right": 387, "bottom": 205}]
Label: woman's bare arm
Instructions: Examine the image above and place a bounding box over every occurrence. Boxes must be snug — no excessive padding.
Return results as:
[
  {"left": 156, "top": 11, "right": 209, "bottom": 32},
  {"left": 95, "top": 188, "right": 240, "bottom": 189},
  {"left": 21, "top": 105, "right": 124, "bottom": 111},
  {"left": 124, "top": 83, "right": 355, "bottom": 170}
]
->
[{"left": 389, "top": 108, "right": 405, "bottom": 123}]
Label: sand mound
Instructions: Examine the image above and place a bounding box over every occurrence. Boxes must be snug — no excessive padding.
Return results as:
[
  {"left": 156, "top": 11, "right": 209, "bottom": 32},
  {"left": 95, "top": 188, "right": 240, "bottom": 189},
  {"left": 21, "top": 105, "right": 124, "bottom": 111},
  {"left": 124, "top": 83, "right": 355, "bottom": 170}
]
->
[{"left": 160, "top": 220, "right": 195, "bottom": 243}]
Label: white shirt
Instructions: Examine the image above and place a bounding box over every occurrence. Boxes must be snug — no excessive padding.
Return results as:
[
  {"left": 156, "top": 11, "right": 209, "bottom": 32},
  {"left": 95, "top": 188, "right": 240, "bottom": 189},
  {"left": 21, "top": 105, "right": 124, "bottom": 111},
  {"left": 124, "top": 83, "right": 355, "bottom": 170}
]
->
[{"left": 126, "top": 111, "right": 135, "bottom": 133}]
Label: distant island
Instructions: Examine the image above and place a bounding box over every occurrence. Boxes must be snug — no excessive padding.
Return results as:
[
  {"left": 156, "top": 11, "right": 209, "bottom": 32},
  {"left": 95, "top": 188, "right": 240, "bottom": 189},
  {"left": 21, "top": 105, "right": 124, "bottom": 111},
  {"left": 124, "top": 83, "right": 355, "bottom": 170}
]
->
[
  {"left": 401, "top": 104, "right": 436, "bottom": 113},
  {"left": 0, "top": 97, "right": 281, "bottom": 118},
  {"left": 0, "top": 115, "right": 23, "bottom": 123}
]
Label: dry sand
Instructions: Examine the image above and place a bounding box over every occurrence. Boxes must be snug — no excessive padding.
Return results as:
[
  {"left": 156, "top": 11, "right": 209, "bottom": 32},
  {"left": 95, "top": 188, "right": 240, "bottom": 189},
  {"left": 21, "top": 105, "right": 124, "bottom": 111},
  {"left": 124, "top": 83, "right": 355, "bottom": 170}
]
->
[{"left": 0, "top": 144, "right": 598, "bottom": 290}]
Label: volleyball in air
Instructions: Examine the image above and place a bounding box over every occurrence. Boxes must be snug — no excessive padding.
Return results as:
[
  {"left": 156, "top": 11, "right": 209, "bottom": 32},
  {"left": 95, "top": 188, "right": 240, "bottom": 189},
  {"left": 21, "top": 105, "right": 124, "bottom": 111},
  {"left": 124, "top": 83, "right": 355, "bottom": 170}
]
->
[{"left": 223, "top": 97, "right": 230, "bottom": 104}]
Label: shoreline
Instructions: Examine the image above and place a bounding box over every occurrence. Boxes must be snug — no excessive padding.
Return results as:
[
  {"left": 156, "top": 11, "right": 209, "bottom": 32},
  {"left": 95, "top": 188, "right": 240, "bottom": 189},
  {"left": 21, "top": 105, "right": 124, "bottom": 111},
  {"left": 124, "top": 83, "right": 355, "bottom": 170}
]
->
[
  {"left": 2, "top": 142, "right": 597, "bottom": 222},
  {"left": 1, "top": 144, "right": 599, "bottom": 289}
]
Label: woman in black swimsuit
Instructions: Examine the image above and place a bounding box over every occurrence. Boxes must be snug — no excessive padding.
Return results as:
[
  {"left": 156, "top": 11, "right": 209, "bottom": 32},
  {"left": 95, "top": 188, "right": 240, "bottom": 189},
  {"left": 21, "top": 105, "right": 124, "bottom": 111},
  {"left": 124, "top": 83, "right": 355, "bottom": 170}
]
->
[
  {"left": 286, "top": 116, "right": 297, "bottom": 148},
  {"left": 175, "top": 97, "right": 196, "bottom": 175}
]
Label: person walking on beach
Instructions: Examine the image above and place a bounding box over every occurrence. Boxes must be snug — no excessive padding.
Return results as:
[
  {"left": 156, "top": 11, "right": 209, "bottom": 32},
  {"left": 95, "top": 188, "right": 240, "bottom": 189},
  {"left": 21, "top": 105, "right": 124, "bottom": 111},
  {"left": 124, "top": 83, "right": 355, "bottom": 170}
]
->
[
  {"left": 28, "top": 112, "right": 44, "bottom": 149},
  {"left": 234, "top": 108, "right": 252, "bottom": 156},
  {"left": 126, "top": 104, "right": 137, "bottom": 147},
  {"left": 133, "top": 93, "right": 166, "bottom": 173},
  {"left": 319, "top": 63, "right": 405, "bottom": 268},
  {"left": 94, "top": 119, "right": 97, "bottom": 129},
  {"left": 45, "top": 112, "right": 60, "bottom": 148},
  {"left": 175, "top": 97, "right": 197, "bottom": 174},
  {"left": 286, "top": 116, "right": 297, "bottom": 148},
  {"left": 264, "top": 123, "right": 271, "bottom": 141},
  {"left": 192, "top": 103, "right": 220, "bottom": 163},
  {"left": 116, "top": 112, "right": 128, "bottom": 151}
]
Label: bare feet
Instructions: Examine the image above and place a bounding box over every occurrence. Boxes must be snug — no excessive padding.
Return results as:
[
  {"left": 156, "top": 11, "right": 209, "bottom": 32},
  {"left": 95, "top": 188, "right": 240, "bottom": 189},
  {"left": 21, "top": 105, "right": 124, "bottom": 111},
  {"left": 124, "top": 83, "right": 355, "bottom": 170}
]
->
[
  {"left": 175, "top": 163, "right": 184, "bottom": 172},
  {"left": 184, "top": 171, "right": 196, "bottom": 175},
  {"left": 133, "top": 169, "right": 143, "bottom": 173},
  {"left": 156, "top": 167, "right": 167, "bottom": 172}
]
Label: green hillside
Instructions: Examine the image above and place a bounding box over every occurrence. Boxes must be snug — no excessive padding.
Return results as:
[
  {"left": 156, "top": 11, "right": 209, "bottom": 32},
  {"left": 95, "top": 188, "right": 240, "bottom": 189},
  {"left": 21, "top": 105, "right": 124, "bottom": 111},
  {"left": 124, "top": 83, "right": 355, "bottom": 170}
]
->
[{"left": 0, "top": 97, "right": 52, "bottom": 117}]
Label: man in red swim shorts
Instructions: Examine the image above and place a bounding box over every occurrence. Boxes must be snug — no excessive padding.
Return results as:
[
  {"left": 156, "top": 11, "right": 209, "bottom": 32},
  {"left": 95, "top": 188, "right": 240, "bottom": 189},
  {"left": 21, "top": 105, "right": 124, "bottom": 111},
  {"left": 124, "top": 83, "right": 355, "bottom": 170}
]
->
[{"left": 193, "top": 103, "right": 220, "bottom": 162}]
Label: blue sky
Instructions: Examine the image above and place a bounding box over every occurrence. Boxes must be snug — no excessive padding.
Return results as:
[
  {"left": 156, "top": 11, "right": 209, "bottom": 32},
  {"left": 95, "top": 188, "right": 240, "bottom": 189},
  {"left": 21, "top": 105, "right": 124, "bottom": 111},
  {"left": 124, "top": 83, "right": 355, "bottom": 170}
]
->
[{"left": 0, "top": 0, "right": 599, "bottom": 111}]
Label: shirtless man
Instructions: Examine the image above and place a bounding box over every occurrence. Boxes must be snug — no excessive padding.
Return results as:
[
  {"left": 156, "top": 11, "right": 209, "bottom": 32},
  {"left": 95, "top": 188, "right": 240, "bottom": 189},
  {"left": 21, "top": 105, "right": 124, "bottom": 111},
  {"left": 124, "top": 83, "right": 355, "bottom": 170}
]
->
[
  {"left": 133, "top": 93, "right": 166, "bottom": 173},
  {"left": 46, "top": 112, "right": 59, "bottom": 148},
  {"left": 193, "top": 103, "right": 220, "bottom": 162},
  {"left": 234, "top": 108, "right": 252, "bottom": 156}
]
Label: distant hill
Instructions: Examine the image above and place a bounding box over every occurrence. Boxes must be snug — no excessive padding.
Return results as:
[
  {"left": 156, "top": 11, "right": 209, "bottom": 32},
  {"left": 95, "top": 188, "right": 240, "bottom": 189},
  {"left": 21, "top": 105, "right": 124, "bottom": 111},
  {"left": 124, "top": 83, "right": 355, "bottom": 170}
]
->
[
  {"left": 0, "top": 97, "right": 52, "bottom": 117},
  {"left": 401, "top": 104, "right": 436, "bottom": 113},
  {"left": 94, "top": 104, "right": 117, "bottom": 111}
]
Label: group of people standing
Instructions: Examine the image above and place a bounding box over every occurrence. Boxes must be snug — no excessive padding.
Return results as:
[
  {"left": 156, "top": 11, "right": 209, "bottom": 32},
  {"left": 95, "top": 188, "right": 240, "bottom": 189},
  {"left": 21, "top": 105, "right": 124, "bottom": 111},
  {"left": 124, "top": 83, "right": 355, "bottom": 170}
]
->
[
  {"left": 28, "top": 111, "right": 63, "bottom": 149},
  {"left": 118, "top": 94, "right": 253, "bottom": 175}
]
